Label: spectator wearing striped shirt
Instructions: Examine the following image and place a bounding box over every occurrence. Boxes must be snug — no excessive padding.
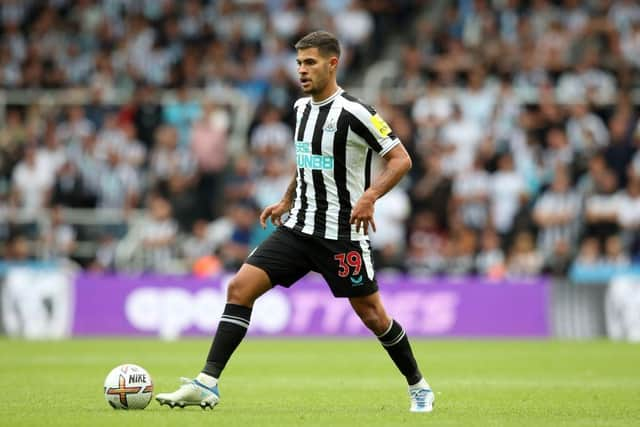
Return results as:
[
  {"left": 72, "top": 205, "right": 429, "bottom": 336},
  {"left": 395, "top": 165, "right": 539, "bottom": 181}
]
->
[{"left": 532, "top": 168, "right": 581, "bottom": 263}]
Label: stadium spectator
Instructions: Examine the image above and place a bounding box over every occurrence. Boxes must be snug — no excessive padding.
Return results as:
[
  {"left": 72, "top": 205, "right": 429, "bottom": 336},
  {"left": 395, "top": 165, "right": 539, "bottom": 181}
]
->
[
  {"left": 10, "top": 144, "right": 53, "bottom": 221},
  {"left": 576, "top": 153, "right": 608, "bottom": 199},
  {"left": 544, "top": 237, "right": 574, "bottom": 277},
  {"left": 489, "top": 152, "right": 528, "bottom": 240},
  {"left": 573, "top": 237, "right": 602, "bottom": 268},
  {"left": 0, "top": 109, "right": 27, "bottom": 180},
  {"left": 95, "top": 113, "right": 127, "bottom": 162},
  {"left": 224, "top": 155, "right": 256, "bottom": 206},
  {"left": 457, "top": 67, "right": 496, "bottom": 128},
  {"left": 556, "top": 49, "right": 617, "bottom": 105},
  {"left": 584, "top": 169, "right": 623, "bottom": 246},
  {"left": 3, "top": 233, "right": 32, "bottom": 261},
  {"left": 506, "top": 231, "right": 544, "bottom": 277},
  {"left": 0, "top": 190, "right": 12, "bottom": 243},
  {"left": 163, "top": 86, "right": 201, "bottom": 148},
  {"left": 443, "top": 226, "right": 477, "bottom": 275},
  {"left": 190, "top": 101, "right": 231, "bottom": 220},
  {"left": 39, "top": 204, "right": 76, "bottom": 261},
  {"left": 51, "top": 160, "right": 96, "bottom": 208},
  {"left": 607, "top": 0, "right": 640, "bottom": 36},
  {"left": 604, "top": 108, "right": 636, "bottom": 189},
  {"left": 370, "top": 183, "right": 411, "bottom": 271},
  {"left": 475, "top": 228, "right": 506, "bottom": 278},
  {"left": 603, "top": 235, "right": 631, "bottom": 267},
  {"left": 439, "top": 103, "right": 484, "bottom": 176},
  {"left": 617, "top": 177, "right": 640, "bottom": 258},
  {"left": 410, "top": 151, "right": 451, "bottom": 228},
  {"left": 620, "top": 21, "right": 640, "bottom": 68},
  {"left": 542, "top": 127, "right": 573, "bottom": 182},
  {"left": 150, "top": 125, "right": 196, "bottom": 191},
  {"left": 218, "top": 200, "right": 259, "bottom": 271},
  {"left": 56, "top": 106, "right": 95, "bottom": 146},
  {"left": 253, "top": 157, "right": 293, "bottom": 212},
  {"left": 132, "top": 85, "right": 164, "bottom": 149},
  {"left": 66, "top": 132, "right": 102, "bottom": 200},
  {"left": 412, "top": 79, "right": 453, "bottom": 137},
  {"left": 270, "top": 0, "right": 304, "bottom": 40},
  {"left": 250, "top": 105, "right": 293, "bottom": 163},
  {"left": 565, "top": 102, "right": 609, "bottom": 165},
  {"left": 129, "top": 194, "right": 179, "bottom": 273},
  {"left": 181, "top": 218, "right": 219, "bottom": 272},
  {"left": 532, "top": 168, "right": 581, "bottom": 258},
  {"left": 451, "top": 156, "right": 490, "bottom": 231},
  {"left": 95, "top": 149, "right": 140, "bottom": 210},
  {"left": 333, "top": 0, "right": 373, "bottom": 70},
  {"left": 386, "top": 45, "right": 426, "bottom": 104},
  {"left": 406, "top": 209, "right": 448, "bottom": 275},
  {"left": 38, "top": 124, "right": 67, "bottom": 178}
]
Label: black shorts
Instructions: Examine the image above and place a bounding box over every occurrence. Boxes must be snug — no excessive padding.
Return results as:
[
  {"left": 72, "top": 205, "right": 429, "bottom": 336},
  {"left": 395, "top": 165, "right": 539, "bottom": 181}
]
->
[{"left": 246, "top": 226, "right": 378, "bottom": 298}]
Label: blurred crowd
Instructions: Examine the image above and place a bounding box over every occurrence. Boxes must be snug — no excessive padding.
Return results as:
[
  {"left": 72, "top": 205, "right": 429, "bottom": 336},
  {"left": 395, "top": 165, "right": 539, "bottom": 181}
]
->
[{"left": 1, "top": 0, "right": 640, "bottom": 279}]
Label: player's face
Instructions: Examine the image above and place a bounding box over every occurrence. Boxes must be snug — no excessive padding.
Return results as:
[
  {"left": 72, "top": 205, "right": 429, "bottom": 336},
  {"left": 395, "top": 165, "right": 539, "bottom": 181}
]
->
[{"left": 296, "top": 48, "right": 336, "bottom": 95}]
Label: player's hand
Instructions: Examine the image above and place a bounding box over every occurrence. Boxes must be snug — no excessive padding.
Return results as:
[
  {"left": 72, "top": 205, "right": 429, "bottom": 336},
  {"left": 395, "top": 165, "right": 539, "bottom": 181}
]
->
[
  {"left": 259, "top": 200, "right": 290, "bottom": 228},
  {"left": 350, "top": 192, "right": 377, "bottom": 235}
]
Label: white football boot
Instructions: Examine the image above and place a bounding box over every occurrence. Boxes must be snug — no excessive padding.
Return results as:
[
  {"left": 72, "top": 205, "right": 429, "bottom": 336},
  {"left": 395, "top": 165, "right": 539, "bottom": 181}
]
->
[
  {"left": 156, "top": 377, "right": 220, "bottom": 410},
  {"left": 408, "top": 381, "right": 435, "bottom": 413}
]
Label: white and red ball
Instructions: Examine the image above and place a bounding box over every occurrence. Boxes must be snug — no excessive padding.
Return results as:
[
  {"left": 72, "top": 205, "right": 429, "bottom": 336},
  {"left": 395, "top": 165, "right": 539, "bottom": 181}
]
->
[{"left": 104, "top": 364, "right": 153, "bottom": 409}]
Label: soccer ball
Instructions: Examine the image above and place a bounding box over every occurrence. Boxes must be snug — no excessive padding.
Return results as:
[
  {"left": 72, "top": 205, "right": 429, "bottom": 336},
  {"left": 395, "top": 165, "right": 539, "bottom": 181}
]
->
[{"left": 104, "top": 364, "right": 153, "bottom": 409}]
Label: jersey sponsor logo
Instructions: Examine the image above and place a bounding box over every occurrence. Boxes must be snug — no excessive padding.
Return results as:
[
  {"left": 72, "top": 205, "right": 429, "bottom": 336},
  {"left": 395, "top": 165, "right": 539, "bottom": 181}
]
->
[
  {"left": 295, "top": 141, "right": 311, "bottom": 153},
  {"left": 295, "top": 141, "right": 334, "bottom": 170},
  {"left": 370, "top": 114, "right": 391, "bottom": 137}
]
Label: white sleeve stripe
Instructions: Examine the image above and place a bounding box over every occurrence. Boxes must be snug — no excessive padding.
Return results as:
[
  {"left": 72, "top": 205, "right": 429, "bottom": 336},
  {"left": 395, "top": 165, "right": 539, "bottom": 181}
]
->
[{"left": 378, "top": 137, "right": 401, "bottom": 157}]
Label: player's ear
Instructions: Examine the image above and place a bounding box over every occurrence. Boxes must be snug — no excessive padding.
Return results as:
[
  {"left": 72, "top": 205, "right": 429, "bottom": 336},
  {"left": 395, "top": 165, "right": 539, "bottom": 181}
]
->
[{"left": 329, "top": 56, "right": 338, "bottom": 71}]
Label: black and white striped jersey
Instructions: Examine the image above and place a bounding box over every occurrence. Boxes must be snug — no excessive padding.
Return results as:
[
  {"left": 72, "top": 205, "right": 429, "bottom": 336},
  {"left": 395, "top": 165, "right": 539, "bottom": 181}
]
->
[{"left": 282, "top": 88, "right": 401, "bottom": 241}]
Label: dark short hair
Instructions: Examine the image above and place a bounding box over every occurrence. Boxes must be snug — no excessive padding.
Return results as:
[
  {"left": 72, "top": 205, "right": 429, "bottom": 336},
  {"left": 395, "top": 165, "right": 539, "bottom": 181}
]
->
[{"left": 294, "top": 31, "right": 340, "bottom": 58}]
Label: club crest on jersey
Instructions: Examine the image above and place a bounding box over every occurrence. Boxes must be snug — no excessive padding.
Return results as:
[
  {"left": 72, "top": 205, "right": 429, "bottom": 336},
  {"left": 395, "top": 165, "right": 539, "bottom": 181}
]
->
[{"left": 323, "top": 119, "right": 337, "bottom": 133}]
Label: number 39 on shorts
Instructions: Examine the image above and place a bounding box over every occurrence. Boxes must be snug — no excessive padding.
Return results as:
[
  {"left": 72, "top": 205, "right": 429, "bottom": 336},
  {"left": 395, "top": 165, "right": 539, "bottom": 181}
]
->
[{"left": 333, "top": 251, "right": 362, "bottom": 278}]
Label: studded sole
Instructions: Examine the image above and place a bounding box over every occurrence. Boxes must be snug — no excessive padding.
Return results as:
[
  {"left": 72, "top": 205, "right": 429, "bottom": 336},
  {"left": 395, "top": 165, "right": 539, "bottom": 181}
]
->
[{"left": 156, "top": 398, "right": 217, "bottom": 410}]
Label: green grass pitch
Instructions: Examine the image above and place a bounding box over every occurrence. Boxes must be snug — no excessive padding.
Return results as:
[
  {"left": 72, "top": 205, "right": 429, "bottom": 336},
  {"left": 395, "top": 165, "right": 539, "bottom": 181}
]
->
[{"left": 1, "top": 339, "right": 638, "bottom": 426}]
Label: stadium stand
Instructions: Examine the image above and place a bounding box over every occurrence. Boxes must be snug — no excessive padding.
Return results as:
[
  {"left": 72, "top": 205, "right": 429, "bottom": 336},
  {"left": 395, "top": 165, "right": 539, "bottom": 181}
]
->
[{"left": 1, "top": 0, "right": 639, "bottom": 280}]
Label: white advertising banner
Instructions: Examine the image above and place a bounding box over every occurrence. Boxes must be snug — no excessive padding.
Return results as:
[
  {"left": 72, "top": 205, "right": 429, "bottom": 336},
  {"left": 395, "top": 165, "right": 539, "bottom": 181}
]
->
[
  {"left": 605, "top": 275, "right": 640, "bottom": 342},
  {"left": 1, "top": 263, "right": 74, "bottom": 339}
]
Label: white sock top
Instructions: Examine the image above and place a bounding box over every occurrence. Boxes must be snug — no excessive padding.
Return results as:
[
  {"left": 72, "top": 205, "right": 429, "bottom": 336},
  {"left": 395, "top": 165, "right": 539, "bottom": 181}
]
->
[
  {"left": 408, "top": 377, "right": 429, "bottom": 390},
  {"left": 196, "top": 372, "right": 218, "bottom": 388}
]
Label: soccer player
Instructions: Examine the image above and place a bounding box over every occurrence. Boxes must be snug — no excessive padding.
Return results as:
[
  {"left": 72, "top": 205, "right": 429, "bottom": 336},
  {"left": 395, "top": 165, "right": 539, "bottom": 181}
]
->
[{"left": 156, "top": 30, "right": 435, "bottom": 413}]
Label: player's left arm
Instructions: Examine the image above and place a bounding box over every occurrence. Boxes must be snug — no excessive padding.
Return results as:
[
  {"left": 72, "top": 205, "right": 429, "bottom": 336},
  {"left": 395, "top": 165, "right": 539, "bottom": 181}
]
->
[{"left": 350, "top": 143, "right": 412, "bottom": 234}]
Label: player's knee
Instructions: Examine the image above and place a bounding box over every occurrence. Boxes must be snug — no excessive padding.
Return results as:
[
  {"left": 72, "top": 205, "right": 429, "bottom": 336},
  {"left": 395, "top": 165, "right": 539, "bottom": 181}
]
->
[{"left": 226, "top": 278, "right": 256, "bottom": 306}]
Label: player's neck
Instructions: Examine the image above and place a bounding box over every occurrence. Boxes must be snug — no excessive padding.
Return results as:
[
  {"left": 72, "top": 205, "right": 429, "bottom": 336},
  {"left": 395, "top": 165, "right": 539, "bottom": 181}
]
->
[{"left": 311, "top": 82, "right": 340, "bottom": 104}]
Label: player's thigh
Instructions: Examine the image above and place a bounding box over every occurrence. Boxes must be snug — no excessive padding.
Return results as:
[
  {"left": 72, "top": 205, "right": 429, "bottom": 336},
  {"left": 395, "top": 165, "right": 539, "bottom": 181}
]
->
[
  {"left": 245, "top": 227, "right": 312, "bottom": 289},
  {"left": 312, "top": 238, "right": 379, "bottom": 298}
]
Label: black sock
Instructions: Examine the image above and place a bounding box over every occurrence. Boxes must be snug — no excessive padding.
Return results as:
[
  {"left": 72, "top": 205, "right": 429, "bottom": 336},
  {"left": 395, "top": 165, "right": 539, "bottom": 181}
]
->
[
  {"left": 377, "top": 319, "right": 423, "bottom": 385},
  {"left": 202, "top": 303, "right": 252, "bottom": 379}
]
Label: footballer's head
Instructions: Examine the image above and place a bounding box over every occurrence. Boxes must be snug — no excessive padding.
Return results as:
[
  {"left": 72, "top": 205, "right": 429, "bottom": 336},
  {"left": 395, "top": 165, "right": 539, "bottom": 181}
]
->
[{"left": 295, "top": 31, "right": 340, "bottom": 97}]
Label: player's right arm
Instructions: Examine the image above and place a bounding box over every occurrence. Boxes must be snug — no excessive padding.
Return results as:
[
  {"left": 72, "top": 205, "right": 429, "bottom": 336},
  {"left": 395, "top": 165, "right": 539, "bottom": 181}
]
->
[{"left": 259, "top": 173, "right": 297, "bottom": 228}]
